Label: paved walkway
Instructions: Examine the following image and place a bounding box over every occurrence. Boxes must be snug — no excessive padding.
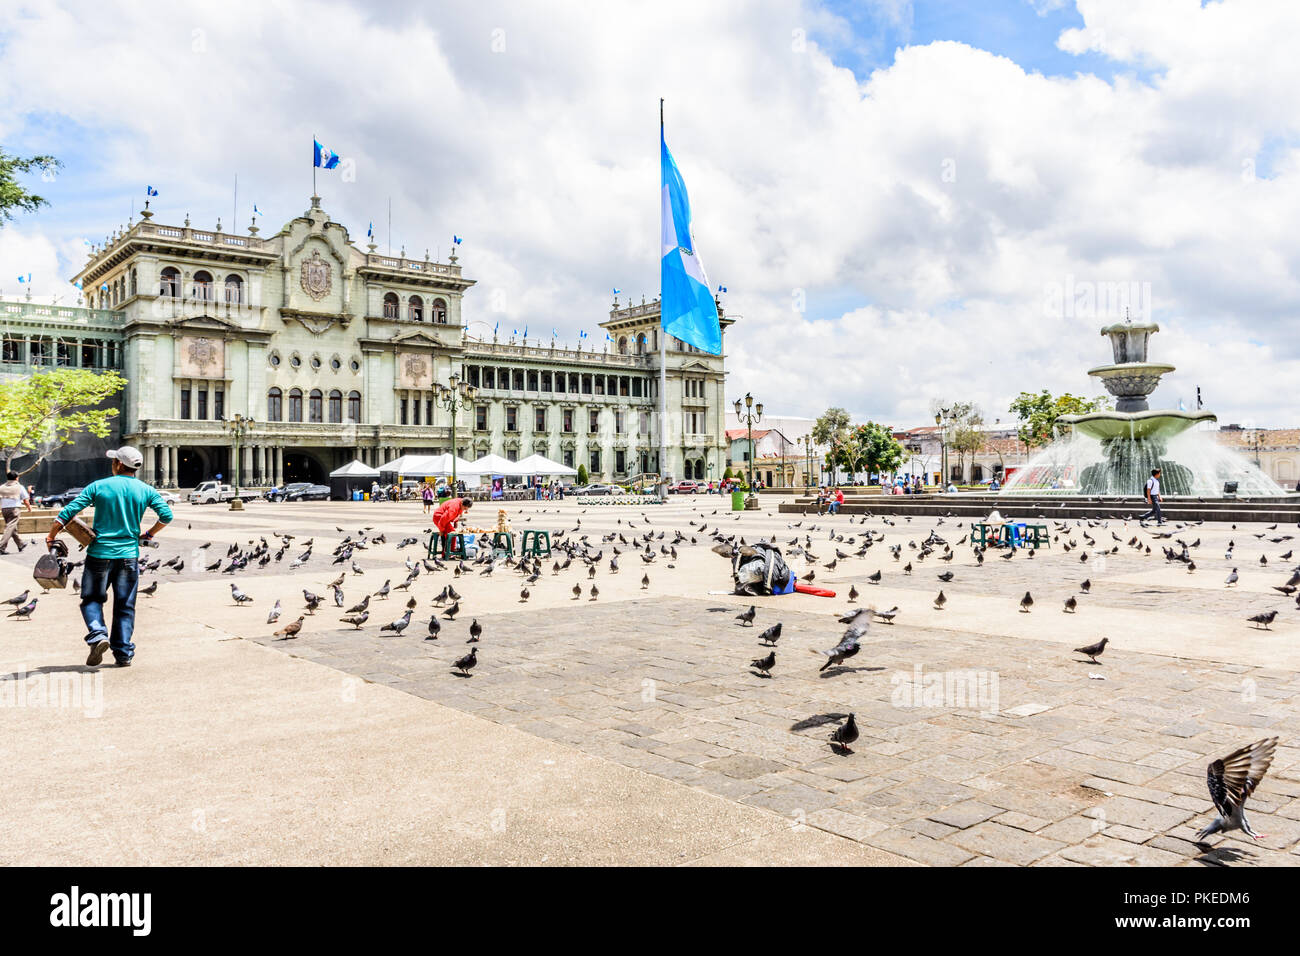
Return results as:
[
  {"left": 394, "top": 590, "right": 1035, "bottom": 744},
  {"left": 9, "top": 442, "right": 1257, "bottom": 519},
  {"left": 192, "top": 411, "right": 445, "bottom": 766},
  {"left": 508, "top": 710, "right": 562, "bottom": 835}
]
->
[{"left": 3, "top": 495, "right": 1299, "bottom": 865}]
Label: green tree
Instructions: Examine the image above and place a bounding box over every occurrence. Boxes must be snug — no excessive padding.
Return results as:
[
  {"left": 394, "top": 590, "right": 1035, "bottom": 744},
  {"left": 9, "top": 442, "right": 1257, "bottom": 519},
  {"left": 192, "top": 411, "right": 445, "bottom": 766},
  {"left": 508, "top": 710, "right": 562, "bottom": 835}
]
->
[
  {"left": 0, "top": 369, "right": 126, "bottom": 476},
  {"left": 812, "top": 406, "right": 851, "bottom": 484},
  {"left": 576, "top": 463, "right": 589, "bottom": 485},
  {"left": 1009, "top": 390, "right": 1112, "bottom": 447},
  {"left": 833, "top": 421, "right": 905, "bottom": 480},
  {"left": 0, "top": 149, "right": 61, "bottom": 225},
  {"left": 722, "top": 466, "right": 734, "bottom": 480}
]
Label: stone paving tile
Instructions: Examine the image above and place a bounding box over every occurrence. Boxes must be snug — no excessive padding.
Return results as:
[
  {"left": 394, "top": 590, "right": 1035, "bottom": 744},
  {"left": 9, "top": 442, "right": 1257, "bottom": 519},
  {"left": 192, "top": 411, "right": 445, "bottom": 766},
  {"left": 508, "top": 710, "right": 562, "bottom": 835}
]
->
[{"left": 243, "top": 515, "right": 1300, "bottom": 868}]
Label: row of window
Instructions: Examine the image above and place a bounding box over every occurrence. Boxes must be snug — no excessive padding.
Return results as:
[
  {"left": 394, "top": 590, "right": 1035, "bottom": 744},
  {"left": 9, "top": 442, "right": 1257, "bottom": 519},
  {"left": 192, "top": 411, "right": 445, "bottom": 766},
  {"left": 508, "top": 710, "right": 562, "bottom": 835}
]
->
[
  {"left": 473, "top": 405, "right": 650, "bottom": 436},
  {"left": 465, "top": 366, "right": 654, "bottom": 399},
  {"left": 179, "top": 387, "right": 224, "bottom": 421},
  {"left": 266, "top": 388, "right": 362, "bottom": 423},
  {"left": 382, "top": 293, "right": 448, "bottom": 323},
  {"left": 2, "top": 336, "right": 120, "bottom": 369},
  {"left": 158, "top": 268, "right": 243, "bottom": 303}
]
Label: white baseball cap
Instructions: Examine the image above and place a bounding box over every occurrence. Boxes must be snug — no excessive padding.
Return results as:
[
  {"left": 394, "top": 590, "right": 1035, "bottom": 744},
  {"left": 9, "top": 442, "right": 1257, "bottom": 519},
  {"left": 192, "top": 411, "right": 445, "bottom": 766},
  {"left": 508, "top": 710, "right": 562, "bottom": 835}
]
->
[{"left": 107, "top": 445, "right": 144, "bottom": 469}]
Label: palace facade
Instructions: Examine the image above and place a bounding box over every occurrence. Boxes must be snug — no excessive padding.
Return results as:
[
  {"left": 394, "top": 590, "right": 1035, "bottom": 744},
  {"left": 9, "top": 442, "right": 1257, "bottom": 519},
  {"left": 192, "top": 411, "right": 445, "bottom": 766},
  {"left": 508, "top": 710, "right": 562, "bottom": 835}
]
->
[{"left": 1, "top": 196, "right": 731, "bottom": 489}]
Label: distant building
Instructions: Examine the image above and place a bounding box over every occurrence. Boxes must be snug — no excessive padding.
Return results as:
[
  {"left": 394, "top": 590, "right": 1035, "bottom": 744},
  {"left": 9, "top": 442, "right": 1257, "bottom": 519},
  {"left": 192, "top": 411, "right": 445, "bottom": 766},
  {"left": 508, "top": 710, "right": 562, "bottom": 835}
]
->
[
  {"left": 2, "top": 196, "right": 733, "bottom": 489},
  {"left": 1214, "top": 425, "right": 1299, "bottom": 490}
]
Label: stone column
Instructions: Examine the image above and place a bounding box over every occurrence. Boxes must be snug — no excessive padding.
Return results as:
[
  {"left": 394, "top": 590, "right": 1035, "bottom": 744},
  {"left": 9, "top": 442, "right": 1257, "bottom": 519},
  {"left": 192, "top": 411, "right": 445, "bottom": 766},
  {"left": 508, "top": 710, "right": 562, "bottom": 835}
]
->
[
  {"left": 273, "top": 447, "right": 283, "bottom": 486},
  {"left": 170, "top": 447, "right": 179, "bottom": 488},
  {"left": 160, "top": 445, "right": 171, "bottom": 488},
  {"left": 144, "top": 446, "right": 157, "bottom": 485},
  {"left": 241, "top": 444, "right": 252, "bottom": 489}
]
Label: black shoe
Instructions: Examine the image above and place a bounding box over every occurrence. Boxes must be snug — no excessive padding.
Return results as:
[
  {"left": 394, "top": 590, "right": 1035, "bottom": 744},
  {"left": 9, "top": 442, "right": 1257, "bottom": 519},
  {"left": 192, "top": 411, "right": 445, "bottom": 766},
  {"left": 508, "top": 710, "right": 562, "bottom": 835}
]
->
[
  {"left": 86, "top": 640, "right": 110, "bottom": 666},
  {"left": 114, "top": 658, "right": 132, "bottom": 668}
]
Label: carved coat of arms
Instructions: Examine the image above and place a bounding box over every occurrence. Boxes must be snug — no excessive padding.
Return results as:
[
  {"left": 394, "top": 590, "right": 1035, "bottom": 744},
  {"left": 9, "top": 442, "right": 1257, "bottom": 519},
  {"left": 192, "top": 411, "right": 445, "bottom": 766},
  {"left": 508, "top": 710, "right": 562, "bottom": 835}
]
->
[
  {"left": 300, "top": 250, "right": 332, "bottom": 301},
  {"left": 188, "top": 336, "right": 219, "bottom": 374},
  {"left": 404, "top": 354, "right": 429, "bottom": 383}
]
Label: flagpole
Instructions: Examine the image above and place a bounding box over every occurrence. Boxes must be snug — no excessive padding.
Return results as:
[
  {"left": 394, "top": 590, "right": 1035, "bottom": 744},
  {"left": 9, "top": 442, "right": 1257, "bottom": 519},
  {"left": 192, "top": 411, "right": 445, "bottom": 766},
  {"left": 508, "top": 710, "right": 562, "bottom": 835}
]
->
[
  {"left": 312, "top": 135, "right": 317, "bottom": 197},
  {"left": 658, "top": 98, "right": 669, "bottom": 484}
]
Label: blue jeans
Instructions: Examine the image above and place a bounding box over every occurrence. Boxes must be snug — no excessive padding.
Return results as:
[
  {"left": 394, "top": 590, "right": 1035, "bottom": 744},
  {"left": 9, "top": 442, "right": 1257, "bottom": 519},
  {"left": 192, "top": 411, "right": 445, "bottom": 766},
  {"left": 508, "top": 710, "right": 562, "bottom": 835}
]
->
[{"left": 81, "top": 556, "right": 140, "bottom": 662}]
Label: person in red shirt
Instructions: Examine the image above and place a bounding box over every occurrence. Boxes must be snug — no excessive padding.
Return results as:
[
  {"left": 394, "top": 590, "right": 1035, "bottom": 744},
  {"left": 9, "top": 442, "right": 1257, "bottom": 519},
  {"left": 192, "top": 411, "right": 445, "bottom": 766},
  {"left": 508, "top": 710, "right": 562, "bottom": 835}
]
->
[{"left": 431, "top": 496, "right": 473, "bottom": 536}]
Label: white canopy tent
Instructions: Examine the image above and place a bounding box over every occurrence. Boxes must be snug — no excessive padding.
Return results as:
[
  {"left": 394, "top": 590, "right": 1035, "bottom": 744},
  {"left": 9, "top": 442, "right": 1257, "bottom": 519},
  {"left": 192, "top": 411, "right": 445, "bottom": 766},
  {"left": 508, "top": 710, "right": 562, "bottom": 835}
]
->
[
  {"left": 469, "top": 453, "right": 528, "bottom": 476},
  {"left": 515, "top": 453, "right": 578, "bottom": 476},
  {"left": 376, "top": 454, "right": 482, "bottom": 486},
  {"left": 328, "top": 459, "right": 380, "bottom": 479}
]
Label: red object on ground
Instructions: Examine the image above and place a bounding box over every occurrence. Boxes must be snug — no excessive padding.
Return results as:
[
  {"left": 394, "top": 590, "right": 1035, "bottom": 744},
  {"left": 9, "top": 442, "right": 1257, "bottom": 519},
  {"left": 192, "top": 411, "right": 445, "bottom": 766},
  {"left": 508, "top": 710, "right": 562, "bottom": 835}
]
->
[{"left": 793, "top": 583, "right": 836, "bottom": 597}]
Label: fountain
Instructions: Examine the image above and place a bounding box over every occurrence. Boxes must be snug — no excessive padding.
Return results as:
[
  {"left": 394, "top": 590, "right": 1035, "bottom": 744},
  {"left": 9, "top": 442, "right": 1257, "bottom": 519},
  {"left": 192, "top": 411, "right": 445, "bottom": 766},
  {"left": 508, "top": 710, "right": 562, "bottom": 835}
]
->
[{"left": 1002, "top": 320, "right": 1283, "bottom": 497}]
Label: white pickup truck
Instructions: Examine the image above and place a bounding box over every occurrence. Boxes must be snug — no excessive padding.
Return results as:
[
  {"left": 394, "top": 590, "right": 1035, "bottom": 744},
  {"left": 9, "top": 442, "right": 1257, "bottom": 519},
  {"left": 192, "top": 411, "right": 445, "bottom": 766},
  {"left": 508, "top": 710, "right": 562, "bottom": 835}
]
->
[{"left": 188, "top": 481, "right": 238, "bottom": 505}]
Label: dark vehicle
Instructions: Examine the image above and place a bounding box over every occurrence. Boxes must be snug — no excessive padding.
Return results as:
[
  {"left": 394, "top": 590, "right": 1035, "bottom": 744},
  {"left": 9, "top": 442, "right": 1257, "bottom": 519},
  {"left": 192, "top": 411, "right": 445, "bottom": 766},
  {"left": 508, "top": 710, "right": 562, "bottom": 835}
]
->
[
  {"left": 40, "top": 487, "right": 84, "bottom": 508},
  {"left": 267, "top": 482, "right": 330, "bottom": 502}
]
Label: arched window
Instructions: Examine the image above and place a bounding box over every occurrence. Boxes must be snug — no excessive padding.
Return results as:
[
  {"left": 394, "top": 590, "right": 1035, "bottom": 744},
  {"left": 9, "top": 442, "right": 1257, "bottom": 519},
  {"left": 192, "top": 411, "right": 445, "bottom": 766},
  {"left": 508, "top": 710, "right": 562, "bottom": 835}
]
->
[
  {"left": 192, "top": 271, "right": 214, "bottom": 301},
  {"left": 308, "top": 389, "right": 323, "bottom": 423},
  {"left": 617, "top": 336, "right": 628, "bottom": 354},
  {"left": 224, "top": 274, "right": 243, "bottom": 304},
  {"left": 635, "top": 333, "right": 647, "bottom": 354},
  {"left": 328, "top": 389, "right": 342, "bottom": 423},
  {"left": 159, "top": 267, "right": 180, "bottom": 298},
  {"left": 267, "top": 388, "right": 282, "bottom": 422},
  {"left": 130, "top": 269, "right": 138, "bottom": 297},
  {"left": 288, "top": 388, "right": 303, "bottom": 422},
  {"left": 408, "top": 295, "right": 423, "bottom": 322},
  {"left": 383, "top": 292, "right": 399, "bottom": 318},
  {"left": 432, "top": 298, "right": 447, "bottom": 324},
  {"left": 347, "top": 391, "right": 361, "bottom": 423}
]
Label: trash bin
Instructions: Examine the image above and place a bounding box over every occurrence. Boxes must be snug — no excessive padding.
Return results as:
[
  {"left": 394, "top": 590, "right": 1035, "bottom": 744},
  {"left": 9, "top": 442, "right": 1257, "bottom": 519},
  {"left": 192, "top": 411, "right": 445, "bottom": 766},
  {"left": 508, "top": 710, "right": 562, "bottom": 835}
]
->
[{"left": 731, "top": 490, "right": 746, "bottom": 512}]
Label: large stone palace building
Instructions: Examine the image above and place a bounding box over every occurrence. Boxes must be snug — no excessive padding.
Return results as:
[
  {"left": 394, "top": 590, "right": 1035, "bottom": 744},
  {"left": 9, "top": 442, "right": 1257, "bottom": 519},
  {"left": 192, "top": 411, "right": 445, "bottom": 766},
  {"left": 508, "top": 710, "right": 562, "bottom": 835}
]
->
[{"left": 1, "top": 196, "right": 731, "bottom": 489}]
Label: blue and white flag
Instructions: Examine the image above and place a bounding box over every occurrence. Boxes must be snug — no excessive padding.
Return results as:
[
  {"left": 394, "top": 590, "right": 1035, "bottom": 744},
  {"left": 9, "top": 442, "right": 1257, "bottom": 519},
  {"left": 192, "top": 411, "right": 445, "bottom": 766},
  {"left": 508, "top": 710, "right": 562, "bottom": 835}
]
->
[
  {"left": 551, "top": 328, "right": 558, "bottom": 338},
  {"left": 146, "top": 185, "right": 158, "bottom": 197},
  {"left": 452, "top": 235, "right": 462, "bottom": 245},
  {"left": 493, "top": 321, "right": 499, "bottom": 336},
  {"left": 579, "top": 330, "right": 588, "bottom": 340},
  {"left": 523, "top": 325, "right": 528, "bottom": 338},
  {"left": 717, "top": 284, "right": 727, "bottom": 293},
  {"left": 253, "top": 204, "right": 263, "bottom": 217},
  {"left": 612, "top": 287, "right": 622, "bottom": 295},
  {"left": 17, "top": 273, "right": 30, "bottom": 283},
  {"left": 367, "top": 221, "right": 373, "bottom": 239},
  {"left": 660, "top": 128, "right": 721, "bottom": 355},
  {"left": 73, "top": 280, "right": 83, "bottom": 290},
  {"left": 313, "top": 139, "right": 341, "bottom": 169},
  {"left": 1178, "top": 399, "right": 1187, "bottom": 411}
]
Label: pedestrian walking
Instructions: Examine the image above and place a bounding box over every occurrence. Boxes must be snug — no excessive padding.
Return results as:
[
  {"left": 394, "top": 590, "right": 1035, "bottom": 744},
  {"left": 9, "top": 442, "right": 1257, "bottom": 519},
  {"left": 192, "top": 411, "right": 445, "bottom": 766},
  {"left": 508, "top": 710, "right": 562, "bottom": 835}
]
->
[
  {"left": 45, "top": 446, "right": 174, "bottom": 667},
  {"left": 422, "top": 483, "right": 434, "bottom": 514},
  {"left": 0, "top": 471, "right": 33, "bottom": 554},
  {"left": 1140, "top": 467, "right": 1165, "bottom": 524}
]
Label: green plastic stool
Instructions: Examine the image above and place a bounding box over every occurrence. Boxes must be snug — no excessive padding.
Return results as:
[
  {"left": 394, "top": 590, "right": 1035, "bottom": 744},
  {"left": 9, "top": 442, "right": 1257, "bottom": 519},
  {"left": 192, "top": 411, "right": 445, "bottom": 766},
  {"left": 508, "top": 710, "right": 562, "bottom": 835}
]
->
[
  {"left": 439, "top": 533, "right": 468, "bottom": 560},
  {"left": 490, "top": 531, "right": 514, "bottom": 557},
  {"left": 424, "top": 530, "right": 441, "bottom": 559},
  {"left": 520, "top": 529, "right": 552, "bottom": 557}
]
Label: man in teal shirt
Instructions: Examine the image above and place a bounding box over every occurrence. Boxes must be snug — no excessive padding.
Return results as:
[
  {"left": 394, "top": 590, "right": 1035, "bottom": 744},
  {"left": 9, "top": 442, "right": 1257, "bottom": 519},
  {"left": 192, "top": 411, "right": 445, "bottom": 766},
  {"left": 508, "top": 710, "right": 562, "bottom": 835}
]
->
[{"left": 46, "top": 446, "right": 173, "bottom": 667}]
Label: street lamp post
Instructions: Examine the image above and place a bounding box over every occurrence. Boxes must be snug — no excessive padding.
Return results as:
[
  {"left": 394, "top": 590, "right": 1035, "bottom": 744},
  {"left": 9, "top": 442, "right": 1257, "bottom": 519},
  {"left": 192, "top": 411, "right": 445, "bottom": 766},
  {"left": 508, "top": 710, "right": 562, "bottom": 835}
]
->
[
  {"left": 934, "top": 407, "right": 951, "bottom": 491},
  {"left": 732, "top": 392, "right": 763, "bottom": 507},
  {"left": 224, "top": 413, "right": 255, "bottom": 511},
  {"left": 436, "top": 371, "right": 479, "bottom": 494}
]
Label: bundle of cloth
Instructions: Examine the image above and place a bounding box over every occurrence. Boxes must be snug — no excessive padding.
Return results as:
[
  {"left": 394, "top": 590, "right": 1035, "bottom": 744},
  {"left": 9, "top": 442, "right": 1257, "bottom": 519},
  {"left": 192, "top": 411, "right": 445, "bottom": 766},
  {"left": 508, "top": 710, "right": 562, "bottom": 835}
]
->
[{"left": 714, "top": 541, "right": 794, "bottom": 596}]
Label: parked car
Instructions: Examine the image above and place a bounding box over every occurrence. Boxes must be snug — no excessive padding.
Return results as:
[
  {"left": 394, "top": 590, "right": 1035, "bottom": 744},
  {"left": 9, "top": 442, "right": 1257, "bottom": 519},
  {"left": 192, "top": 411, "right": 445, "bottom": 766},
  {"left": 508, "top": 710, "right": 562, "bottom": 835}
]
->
[
  {"left": 276, "top": 482, "right": 330, "bottom": 502},
  {"left": 188, "top": 481, "right": 237, "bottom": 505},
  {"left": 159, "top": 490, "right": 180, "bottom": 505},
  {"left": 39, "top": 487, "right": 84, "bottom": 507},
  {"left": 576, "top": 483, "right": 616, "bottom": 496},
  {"left": 670, "top": 479, "right": 701, "bottom": 494}
]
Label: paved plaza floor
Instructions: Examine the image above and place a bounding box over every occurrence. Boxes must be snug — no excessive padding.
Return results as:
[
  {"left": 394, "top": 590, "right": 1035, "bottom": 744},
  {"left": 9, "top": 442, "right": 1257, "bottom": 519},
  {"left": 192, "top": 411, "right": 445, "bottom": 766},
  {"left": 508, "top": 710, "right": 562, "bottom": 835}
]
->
[{"left": 3, "top": 494, "right": 1299, "bottom": 866}]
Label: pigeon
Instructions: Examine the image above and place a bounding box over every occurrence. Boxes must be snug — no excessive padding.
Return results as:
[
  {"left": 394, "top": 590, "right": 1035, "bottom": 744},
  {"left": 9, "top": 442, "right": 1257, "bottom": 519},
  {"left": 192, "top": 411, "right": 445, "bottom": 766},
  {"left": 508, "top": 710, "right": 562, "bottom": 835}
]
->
[
  {"left": 1063, "top": 595, "right": 1077, "bottom": 614},
  {"left": 380, "top": 609, "right": 412, "bottom": 635},
  {"left": 875, "top": 605, "right": 899, "bottom": 624},
  {"left": 750, "top": 650, "right": 776, "bottom": 677},
  {"left": 303, "top": 591, "right": 322, "bottom": 614},
  {"left": 468, "top": 618, "right": 482, "bottom": 642},
  {"left": 829, "top": 713, "right": 859, "bottom": 754},
  {"left": 1073, "top": 636, "right": 1109, "bottom": 663},
  {"left": 3, "top": 590, "right": 30, "bottom": 608},
  {"left": 139, "top": 580, "right": 159, "bottom": 598},
  {"left": 812, "top": 609, "right": 873, "bottom": 671},
  {"left": 453, "top": 646, "right": 478, "bottom": 675},
  {"left": 1247, "top": 609, "right": 1278, "bottom": 630},
  {"left": 735, "top": 605, "right": 757, "bottom": 627},
  {"left": 1195, "top": 737, "right": 1278, "bottom": 843},
  {"left": 933, "top": 590, "right": 947, "bottom": 610},
  {"left": 519, "top": 588, "right": 530, "bottom": 603},
  {"left": 374, "top": 580, "right": 391, "bottom": 599},
  {"left": 937, "top": 570, "right": 954, "bottom": 583},
  {"left": 641, "top": 574, "right": 650, "bottom": 590},
  {"left": 274, "top": 616, "right": 304, "bottom": 640},
  {"left": 757, "top": 622, "right": 782, "bottom": 646},
  {"left": 425, "top": 616, "right": 441, "bottom": 639},
  {"left": 572, "top": 583, "right": 582, "bottom": 600},
  {"left": 443, "top": 601, "right": 460, "bottom": 620},
  {"left": 847, "top": 585, "right": 858, "bottom": 603},
  {"left": 345, "top": 594, "right": 369, "bottom": 615},
  {"left": 6, "top": 598, "right": 36, "bottom": 620},
  {"left": 1019, "top": 591, "right": 1034, "bottom": 613},
  {"left": 230, "top": 583, "right": 253, "bottom": 606},
  {"left": 868, "top": 570, "right": 882, "bottom": 585},
  {"left": 1225, "top": 568, "right": 1239, "bottom": 587},
  {"left": 589, "top": 584, "right": 599, "bottom": 601},
  {"left": 340, "top": 611, "right": 369, "bottom": 629},
  {"left": 266, "top": 599, "right": 282, "bottom": 624}
]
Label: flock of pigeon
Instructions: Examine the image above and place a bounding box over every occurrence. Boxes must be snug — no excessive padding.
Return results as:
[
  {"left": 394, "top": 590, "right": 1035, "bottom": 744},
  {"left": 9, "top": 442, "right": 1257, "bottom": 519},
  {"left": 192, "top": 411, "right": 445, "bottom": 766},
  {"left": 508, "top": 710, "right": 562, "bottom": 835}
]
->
[{"left": 4, "top": 501, "right": 1295, "bottom": 848}]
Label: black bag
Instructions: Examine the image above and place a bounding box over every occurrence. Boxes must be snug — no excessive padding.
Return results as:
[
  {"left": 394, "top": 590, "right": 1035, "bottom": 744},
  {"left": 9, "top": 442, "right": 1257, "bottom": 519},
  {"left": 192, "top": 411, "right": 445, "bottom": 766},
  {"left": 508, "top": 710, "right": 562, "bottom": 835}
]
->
[{"left": 33, "top": 539, "right": 71, "bottom": 590}]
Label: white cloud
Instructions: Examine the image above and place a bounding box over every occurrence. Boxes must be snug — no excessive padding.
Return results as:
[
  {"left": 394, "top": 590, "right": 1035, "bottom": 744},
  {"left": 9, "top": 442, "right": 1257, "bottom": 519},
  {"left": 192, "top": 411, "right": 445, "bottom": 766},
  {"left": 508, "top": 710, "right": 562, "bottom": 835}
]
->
[{"left": 2, "top": 0, "right": 1299, "bottom": 426}]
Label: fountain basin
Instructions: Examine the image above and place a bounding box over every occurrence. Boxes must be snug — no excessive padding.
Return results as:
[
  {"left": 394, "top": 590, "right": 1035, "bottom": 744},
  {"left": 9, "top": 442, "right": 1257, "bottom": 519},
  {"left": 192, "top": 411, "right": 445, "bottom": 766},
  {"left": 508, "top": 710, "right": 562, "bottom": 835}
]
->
[{"left": 1059, "top": 408, "right": 1217, "bottom": 441}]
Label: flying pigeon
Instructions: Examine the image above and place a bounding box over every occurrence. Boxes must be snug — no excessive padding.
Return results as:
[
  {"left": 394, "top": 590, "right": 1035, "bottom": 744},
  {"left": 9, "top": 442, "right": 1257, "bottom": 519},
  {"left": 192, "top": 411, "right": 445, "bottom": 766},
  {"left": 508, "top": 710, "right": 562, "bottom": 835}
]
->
[{"left": 1195, "top": 737, "right": 1278, "bottom": 843}]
